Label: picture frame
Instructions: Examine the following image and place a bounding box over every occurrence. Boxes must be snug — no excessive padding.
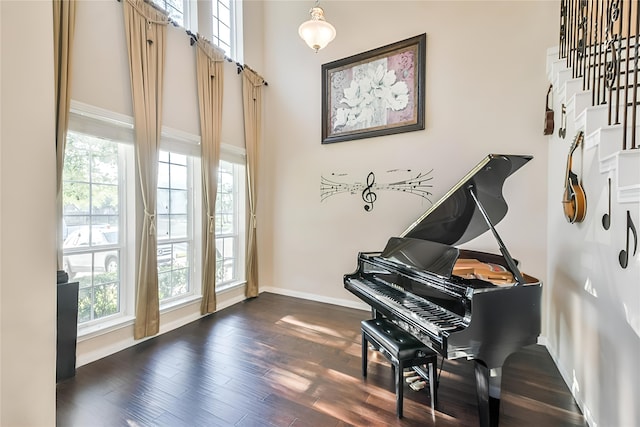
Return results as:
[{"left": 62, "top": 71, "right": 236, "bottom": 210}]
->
[{"left": 321, "top": 34, "right": 426, "bottom": 144}]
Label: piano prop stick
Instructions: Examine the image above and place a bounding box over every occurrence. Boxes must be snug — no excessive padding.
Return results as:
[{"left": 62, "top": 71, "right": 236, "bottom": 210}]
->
[{"left": 344, "top": 154, "right": 542, "bottom": 427}]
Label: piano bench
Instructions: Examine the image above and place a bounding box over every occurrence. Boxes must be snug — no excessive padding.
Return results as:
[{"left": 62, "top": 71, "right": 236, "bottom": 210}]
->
[{"left": 361, "top": 318, "right": 437, "bottom": 418}]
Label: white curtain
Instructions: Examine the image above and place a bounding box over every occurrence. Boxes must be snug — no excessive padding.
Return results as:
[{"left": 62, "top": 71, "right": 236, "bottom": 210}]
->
[
  {"left": 242, "top": 66, "right": 266, "bottom": 299},
  {"left": 53, "top": 0, "right": 76, "bottom": 271},
  {"left": 196, "top": 37, "right": 225, "bottom": 314},
  {"left": 123, "top": 0, "right": 168, "bottom": 339}
]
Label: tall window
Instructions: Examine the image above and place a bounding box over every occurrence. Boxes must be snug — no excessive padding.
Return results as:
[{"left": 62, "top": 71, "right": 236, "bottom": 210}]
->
[
  {"left": 62, "top": 131, "right": 127, "bottom": 324},
  {"left": 212, "top": 0, "right": 233, "bottom": 58},
  {"left": 150, "top": 0, "right": 187, "bottom": 27},
  {"left": 157, "top": 151, "right": 195, "bottom": 303},
  {"left": 215, "top": 158, "right": 245, "bottom": 288},
  {"left": 146, "top": 0, "right": 238, "bottom": 60},
  {"left": 64, "top": 105, "right": 244, "bottom": 331}
]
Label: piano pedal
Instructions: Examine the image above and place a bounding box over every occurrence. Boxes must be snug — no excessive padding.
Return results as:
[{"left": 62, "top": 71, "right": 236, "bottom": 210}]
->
[
  {"left": 403, "top": 370, "right": 416, "bottom": 377},
  {"left": 405, "top": 375, "right": 422, "bottom": 383},
  {"left": 409, "top": 380, "right": 427, "bottom": 391}
]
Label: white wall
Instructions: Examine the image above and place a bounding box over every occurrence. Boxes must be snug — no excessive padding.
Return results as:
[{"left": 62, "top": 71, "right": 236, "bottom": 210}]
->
[
  {"left": 0, "top": 1, "right": 57, "bottom": 425},
  {"left": 546, "top": 73, "right": 640, "bottom": 426},
  {"left": 2, "top": 2, "right": 599, "bottom": 426},
  {"left": 258, "top": 1, "right": 557, "bottom": 315}
]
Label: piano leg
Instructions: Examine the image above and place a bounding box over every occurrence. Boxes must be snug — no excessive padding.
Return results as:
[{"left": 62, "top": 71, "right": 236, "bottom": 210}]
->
[{"left": 474, "top": 362, "right": 502, "bottom": 427}]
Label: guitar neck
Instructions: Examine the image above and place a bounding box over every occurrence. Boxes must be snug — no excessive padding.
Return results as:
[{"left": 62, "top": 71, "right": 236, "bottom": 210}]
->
[{"left": 565, "top": 131, "right": 583, "bottom": 181}]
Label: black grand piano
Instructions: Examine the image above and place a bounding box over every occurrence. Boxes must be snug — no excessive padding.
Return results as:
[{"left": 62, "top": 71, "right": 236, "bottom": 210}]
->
[{"left": 344, "top": 154, "right": 542, "bottom": 427}]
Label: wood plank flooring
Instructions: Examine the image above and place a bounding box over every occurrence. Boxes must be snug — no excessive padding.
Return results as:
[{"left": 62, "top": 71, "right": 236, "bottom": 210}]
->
[{"left": 57, "top": 292, "right": 586, "bottom": 426}]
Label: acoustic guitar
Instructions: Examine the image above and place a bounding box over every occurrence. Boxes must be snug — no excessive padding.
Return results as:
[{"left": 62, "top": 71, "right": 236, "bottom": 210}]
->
[{"left": 562, "top": 131, "right": 587, "bottom": 223}]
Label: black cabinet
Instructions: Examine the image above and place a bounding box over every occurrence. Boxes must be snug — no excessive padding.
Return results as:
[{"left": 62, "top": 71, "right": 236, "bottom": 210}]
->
[{"left": 57, "top": 281, "right": 79, "bottom": 382}]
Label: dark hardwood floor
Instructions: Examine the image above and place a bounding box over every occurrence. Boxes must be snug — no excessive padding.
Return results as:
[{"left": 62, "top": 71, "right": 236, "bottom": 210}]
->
[{"left": 57, "top": 292, "right": 586, "bottom": 427}]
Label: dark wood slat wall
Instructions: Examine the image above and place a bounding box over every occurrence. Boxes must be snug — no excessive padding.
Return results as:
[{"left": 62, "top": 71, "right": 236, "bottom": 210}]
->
[{"left": 57, "top": 293, "right": 586, "bottom": 426}]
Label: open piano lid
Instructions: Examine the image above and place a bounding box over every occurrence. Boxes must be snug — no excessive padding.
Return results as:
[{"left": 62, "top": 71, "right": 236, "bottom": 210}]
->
[{"left": 381, "top": 154, "right": 532, "bottom": 278}]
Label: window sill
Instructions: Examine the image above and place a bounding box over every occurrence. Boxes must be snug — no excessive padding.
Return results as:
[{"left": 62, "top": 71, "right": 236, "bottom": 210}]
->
[
  {"left": 216, "top": 280, "right": 246, "bottom": 293},
  {"left": 77, "top": 315, "right": 136, "bottom": 342},
  {"left": 159, "top": 294, "right": 202, "bottom": 313},
  {"left": 77, "top": 295, "right": 203, "bottom": 342},
  {"left": 77, "top": 285, "right": 245, "bottom": 342}
]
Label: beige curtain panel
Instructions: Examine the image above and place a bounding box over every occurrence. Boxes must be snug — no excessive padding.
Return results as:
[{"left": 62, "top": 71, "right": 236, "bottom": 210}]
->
[
  {"left": 53, "top": 0, "right": 76, "bottom": 271},
  {"left": 242, "top": 66, "right": 266, "bottom": 299},
  {"left": 196, "top": 37, "right": 226, "bottom": 315},
  {"left": 123, "top": 0, "right": 168, "bottom": 339}
]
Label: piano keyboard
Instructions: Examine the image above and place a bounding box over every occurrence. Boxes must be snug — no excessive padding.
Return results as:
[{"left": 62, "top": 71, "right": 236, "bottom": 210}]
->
[{"left": 346, "top": 276, "right": 468, "bottom": 339}]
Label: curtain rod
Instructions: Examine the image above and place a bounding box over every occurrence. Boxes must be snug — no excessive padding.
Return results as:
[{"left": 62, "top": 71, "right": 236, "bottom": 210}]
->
[
  {"left": 116, "top": 0, "right": 180, "bottom": 27},
  {"left": 115, "top": 0, "right": 268, "bottom": 86},
  {"left": 186, "top": 30, "right": 268, "bottom": 86}
]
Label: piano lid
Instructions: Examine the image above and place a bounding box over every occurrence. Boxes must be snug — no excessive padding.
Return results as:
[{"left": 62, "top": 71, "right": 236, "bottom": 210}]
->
[{"left": 400, "top": 154, "right": 532, "bottom": 247}]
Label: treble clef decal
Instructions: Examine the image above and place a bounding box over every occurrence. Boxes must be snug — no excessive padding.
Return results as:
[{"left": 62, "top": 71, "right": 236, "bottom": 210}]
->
[
  {"left": 362, "top": 172, "right": 377, "bottom": 212},
  {"left": 320, "top": 169, "right": 434, "bottom": 210}
]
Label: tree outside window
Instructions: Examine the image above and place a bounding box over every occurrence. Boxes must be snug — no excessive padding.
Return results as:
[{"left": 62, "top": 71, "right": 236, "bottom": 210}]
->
[{"left": 62, "top": 132, "right": 123, "bottom": 323}]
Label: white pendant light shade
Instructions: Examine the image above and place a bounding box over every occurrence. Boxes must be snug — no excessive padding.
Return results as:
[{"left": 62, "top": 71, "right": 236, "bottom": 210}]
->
[{"left": 298, "top": 6, "right": 336, "bottom": 53}]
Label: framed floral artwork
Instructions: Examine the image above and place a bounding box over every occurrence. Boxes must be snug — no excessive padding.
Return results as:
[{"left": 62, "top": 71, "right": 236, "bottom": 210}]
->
[{"left": 321, "top": 34, "right": 426, "bottom": 144}]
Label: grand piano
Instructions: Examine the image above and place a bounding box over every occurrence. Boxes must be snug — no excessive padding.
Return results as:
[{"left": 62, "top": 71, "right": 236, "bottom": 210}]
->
[{"left": 344, "top": 154, "right": 542, "bottom": 427}]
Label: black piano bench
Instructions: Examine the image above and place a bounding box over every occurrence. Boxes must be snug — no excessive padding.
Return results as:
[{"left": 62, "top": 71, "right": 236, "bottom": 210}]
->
[{"left": 361, "top": 318, "right": 437, "bottom": 418}]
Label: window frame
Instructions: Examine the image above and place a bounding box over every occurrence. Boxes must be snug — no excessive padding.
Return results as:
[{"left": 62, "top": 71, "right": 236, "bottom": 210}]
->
[
  {"left": 215, "top": 146, "right": 247, "bottom": 291},
  {"left": 211, "top": 0, "right": 233, "bottom": 58},
  {"left": 64, "top": 114, "right": 137, "bottom": 331},
  {"left": 149, "top": 0, "right": 193, "bottom": 29},
  {"left": 65, "top": 101, "right": 247, "bottom": 336},
  {"left": 157, "top": 150, "right": 201, "bottom": 307},
  {"left": 145, "top": 0, "right": 241, "bottom": 62},
  {"left": 67, "top": 101, "right": 206, "bottom": 336}
]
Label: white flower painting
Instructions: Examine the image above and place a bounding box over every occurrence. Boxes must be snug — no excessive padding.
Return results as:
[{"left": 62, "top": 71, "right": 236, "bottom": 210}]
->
[
  {"left": 322, "top": 34, "right": 425, "bottom": 144},
  {"left": 332, "top": 60, "right": 410, "bottom": 132}
]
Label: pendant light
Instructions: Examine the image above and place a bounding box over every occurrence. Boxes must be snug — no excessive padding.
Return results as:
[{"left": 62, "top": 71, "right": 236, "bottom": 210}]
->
[{"left": 298, "top": 1, "right": 336, "bottom": 53}]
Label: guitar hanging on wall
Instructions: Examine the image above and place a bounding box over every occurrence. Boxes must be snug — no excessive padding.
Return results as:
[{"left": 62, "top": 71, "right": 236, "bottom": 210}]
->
[
  {"left": 544, "top": 84, "right": 555, "bottom": 135},
  {"left": 562, "top": 131, "right": 587, "bottom": 223}
]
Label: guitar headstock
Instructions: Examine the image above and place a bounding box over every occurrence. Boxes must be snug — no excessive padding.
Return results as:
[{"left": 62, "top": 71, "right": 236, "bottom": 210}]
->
[{"left": 569, "top": 130, "right": 584, "bottom": 155}]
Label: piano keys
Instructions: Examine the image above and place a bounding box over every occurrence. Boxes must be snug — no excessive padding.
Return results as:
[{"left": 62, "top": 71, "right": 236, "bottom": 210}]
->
[{"left": 344, "top": 154, "right": 542, "bottom": 427}]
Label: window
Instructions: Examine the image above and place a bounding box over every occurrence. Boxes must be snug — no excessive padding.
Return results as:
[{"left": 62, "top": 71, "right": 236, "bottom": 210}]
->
[
  {"left": 212, "top": 0, "right": 233, "bottom": 58},
  {"left": 64, "top": 102, "right": 245, "bottom": 332},
  {"left": 150, "top": 0, "right": 188, "bottom": 27},
  {"left": 147, "top": 1, "right": 239, "bottom": 60},
  {"left": 62, "top": 131, "right": 129, "bottom": 324},
  {"left": 215, "top": 158, "right": 246, "bottom": 288},
  {"left": 157, "top": 151, "right": 196, "bottom": 303}
]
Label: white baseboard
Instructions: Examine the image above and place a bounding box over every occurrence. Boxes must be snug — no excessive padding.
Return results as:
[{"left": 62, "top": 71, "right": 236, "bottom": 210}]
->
[
  {"left": 260, "top": 286, "right": 370, "bottom": 312},
  {"left": 542, "top": 340, "right": 594, "bottom": 427}
]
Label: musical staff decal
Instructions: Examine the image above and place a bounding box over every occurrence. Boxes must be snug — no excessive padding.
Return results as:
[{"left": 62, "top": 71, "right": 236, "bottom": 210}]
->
[{"left": 321, "top": 169, "right": 434, "bottom": 212}]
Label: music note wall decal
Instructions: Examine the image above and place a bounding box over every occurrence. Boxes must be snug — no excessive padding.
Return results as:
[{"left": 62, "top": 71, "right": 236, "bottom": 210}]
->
[
  {"left": 602, "top": 178, "right": 611, "bottom": 230},
  {"left": 558, "top": 103, "right": 567, "bottom": 138},
  {"left": 619, "top": 210, "right": 637, "bottom": 269},
  {"left": 320, "top": 169, "right": 434, "bottom": 212}
]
